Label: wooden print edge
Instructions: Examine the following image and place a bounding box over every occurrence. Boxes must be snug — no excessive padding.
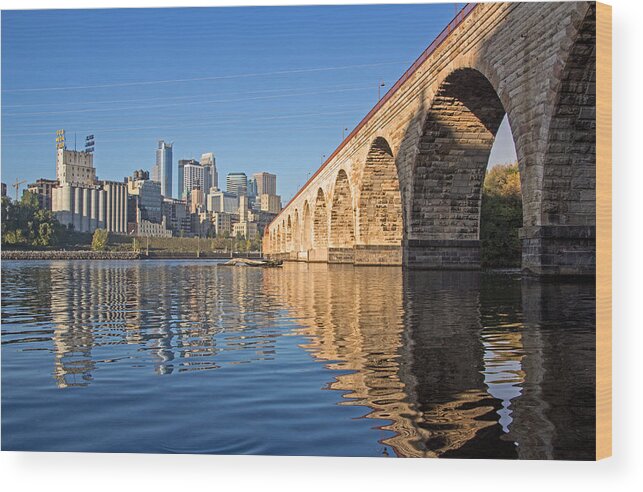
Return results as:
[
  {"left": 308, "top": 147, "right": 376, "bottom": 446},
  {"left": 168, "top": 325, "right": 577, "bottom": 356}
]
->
[{"left": 596, "top": 0, "right": 612, "bottom": 461}]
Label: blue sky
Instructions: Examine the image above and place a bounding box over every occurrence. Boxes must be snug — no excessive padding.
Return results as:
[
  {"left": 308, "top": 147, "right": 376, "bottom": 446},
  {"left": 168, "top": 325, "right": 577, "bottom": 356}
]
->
[{"left": 1, "top": 4, "right": 516, "bottom": 202}]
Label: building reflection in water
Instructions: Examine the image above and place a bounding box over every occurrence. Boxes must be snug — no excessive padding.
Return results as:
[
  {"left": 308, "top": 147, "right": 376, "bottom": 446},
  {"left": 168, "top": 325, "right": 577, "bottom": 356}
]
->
[
  {"left": 45, "top": 261, "right": 285, "bottom": 385},
  {"left": 262, "top": 264, "right": 596, "bottom": 459}
]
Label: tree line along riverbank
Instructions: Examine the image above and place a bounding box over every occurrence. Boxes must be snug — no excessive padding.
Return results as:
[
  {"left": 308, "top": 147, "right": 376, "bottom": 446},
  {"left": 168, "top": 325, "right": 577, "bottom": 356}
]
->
[{"left": 0, "top": 250, "right": 264, "bottom": 261}]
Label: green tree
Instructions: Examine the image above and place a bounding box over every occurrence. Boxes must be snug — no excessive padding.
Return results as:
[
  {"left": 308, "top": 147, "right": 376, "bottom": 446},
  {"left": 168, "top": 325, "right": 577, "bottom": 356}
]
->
[
  {"left": 480, "top": 162, "right": 523, "bottom": 268},
  {"left": 35, "top": 222, "right": 55, "bottom": 246},
  {"left": 484, "top": 162, "right": 521, "bottom": 197},
  {"left": 91, "top": 229, "right": 109, "bottom": 251},
  {"left": 1, "top": 193, "right": 64, "bottom": 247}
]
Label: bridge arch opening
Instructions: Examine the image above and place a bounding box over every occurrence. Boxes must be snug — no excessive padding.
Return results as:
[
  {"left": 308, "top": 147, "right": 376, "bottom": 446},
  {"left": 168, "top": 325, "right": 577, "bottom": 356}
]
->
[
  {"left": 302, "top": 201, "right": 312, "bottom": 251},
  {"left": 281, "top": 220, "right": 286, "bottom": 253},
  {"left": 286, "top": 216, "right": 293, "bottom": 251},
  {"left": 482, "top": 130, "right": 523, "bottom": 268},
  {"left": 292, "top": 209, "right": 301, "bottom": 253},
  {"left": 329, "top": 169, "right": 355, "bottom": 249},
  {"left": 408, "top": 67, "right": 519, "bottom": 269},
  {"left": 276, "top": 224, "right": 283, "bottom": 253},
  {"left": 357, "top": 137, "right": 403, "bottom": 246},
  {"left": 313, "top": 188, "right": 328, "bottom": 248}
]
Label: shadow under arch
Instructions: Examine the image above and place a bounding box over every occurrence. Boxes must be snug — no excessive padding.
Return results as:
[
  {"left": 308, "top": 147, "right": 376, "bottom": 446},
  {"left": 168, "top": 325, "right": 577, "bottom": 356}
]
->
[
  {"left": 302, "top": 200, "right": 312, "bottom": 253},
  {"left": 355, "top": 136, "right": 403, "bottom": 266},
  {"left": 405, "top": 67, "right": 516, "bottom": 270},
  {"left": 311, "top": 188, "right": 329, "bottom": 262},
  {"left": 285, "top": 215, "right": 293, "bottom": 252},
  {"left": 292, "top": 208, "right": 301, "bottom": 256},
  {"left": 329, "top": 169, "right": 355, "bottom": 263},
  {"left": 279, "top": 221, "right": 285, "bottom": 253}
]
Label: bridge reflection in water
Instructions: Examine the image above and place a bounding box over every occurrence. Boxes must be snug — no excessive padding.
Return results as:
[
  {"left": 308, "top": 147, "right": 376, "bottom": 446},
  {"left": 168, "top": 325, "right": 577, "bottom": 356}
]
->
[
  {"left": 262, "top": 264, "right": 595, "bottom": 459},
  {"left": 1, "top": 260, "right": 594, "bottom": 458}
]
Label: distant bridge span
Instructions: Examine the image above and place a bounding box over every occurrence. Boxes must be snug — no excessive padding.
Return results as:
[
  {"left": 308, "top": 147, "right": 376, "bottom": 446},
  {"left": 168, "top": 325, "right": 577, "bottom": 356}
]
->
[{"left": 264, "top": 2, "right": 597, "bottom": 276}]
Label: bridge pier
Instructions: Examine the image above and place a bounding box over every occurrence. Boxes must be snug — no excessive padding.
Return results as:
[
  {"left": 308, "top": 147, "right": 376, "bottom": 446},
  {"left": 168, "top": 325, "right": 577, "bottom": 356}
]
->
[
  {"left": 520, "top": 225, "right": 595, "bottom": 277},
  {"left": 354, "top": 245, "right": 402, "bottom": 266},
  {"left": 272, "top": 229, "right": 595, "bottom": 276},
  {"left": 327, "top": 247, "right": 354, "bottom": 264},
  {"left": 307, "top": 248, "right": 328, "bottom": 263},
  {"left": 403, "top": 239, "right": 481, "bottom": 271}
]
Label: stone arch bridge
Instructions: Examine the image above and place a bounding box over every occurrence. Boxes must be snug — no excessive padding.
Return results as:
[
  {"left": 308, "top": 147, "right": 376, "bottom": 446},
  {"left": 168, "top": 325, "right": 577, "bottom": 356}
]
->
[{"left": 264, "top": 2, "right": 597, "bottom": 276}]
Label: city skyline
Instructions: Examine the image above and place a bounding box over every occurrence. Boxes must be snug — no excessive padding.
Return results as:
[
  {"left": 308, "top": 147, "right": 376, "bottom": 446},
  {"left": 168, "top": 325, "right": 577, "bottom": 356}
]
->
[{"left": 1, "top": 4, "right": 517, "bottom": 203}]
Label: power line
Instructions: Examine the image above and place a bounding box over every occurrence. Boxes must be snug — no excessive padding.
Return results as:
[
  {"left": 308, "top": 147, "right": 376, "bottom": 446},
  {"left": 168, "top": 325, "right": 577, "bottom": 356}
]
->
[
  {"left": 2, "top": 82, "right": 372, "bottom": 109},
  {"left": 2, "top": 61, "right": 403, "bottom": 93},
  {"left": 4, "top": 85, "right": 374, "bottom": 117},
  {"left": 3, "top": 108, "right": 366, "bottom": 138}
]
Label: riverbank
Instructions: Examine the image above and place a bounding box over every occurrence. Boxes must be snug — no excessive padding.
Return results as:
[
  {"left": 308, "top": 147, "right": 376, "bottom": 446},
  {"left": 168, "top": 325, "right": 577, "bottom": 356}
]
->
[
  {"left": 1, "top": 250, "right": 141, "bottom": 260},
  {"left": 1, "top": 250, "right": 264, "bottom": 261}
]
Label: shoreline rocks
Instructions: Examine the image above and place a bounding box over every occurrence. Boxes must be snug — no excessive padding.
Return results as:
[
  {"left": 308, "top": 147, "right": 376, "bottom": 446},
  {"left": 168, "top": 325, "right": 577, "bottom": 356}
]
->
[{"left": 1, "top": 250, "right": 141, "bottom": 261}]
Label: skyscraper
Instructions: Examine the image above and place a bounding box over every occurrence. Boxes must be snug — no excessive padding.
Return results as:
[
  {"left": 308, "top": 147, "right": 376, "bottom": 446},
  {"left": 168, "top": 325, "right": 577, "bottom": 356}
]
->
[
  {"left": 177, "top": 159, "right": 188, "bottom": 200},
  {"left": 184, "top": 161, "right": 205, "bottom": 195},
  {"left": 226, "top": 172, "right": 247, "bottom": 196},
  {"left": 247, "top": 177, "right": 258, "bottom": 197},
  {"left": 178, "top": 159, "right": 198, "bottom": 200},
  {"left": 200, "top": 153, "right": 218, "bottom": 192},
  {"left": 154, "top": 140, "right": 173, "bottom": 198},
  {"left": 252, "top": 172, "right": 277, "bottom": 196}
]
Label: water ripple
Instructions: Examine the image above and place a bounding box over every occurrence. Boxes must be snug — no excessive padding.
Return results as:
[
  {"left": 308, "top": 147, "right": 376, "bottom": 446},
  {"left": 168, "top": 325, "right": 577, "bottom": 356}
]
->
[{"left": 1, "top": 260, "right": 595, "bottom": 458}]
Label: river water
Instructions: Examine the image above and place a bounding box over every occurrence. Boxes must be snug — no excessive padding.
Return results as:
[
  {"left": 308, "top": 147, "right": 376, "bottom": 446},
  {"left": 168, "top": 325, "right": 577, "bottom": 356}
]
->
[{"left": 1, "top": 260, "right": 596, "bottom": 459}]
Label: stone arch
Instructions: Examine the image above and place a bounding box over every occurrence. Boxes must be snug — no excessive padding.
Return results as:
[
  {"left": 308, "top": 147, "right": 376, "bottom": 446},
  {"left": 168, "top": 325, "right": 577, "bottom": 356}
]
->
[
  {"left": 276, "top": 224, "right": 282, "bottom": 253},
  {"left": 410, "top": 67, "right": 507, "bottom": 242},
  {"left": 293, "top": 209, "right": 301, "bottom": 252},
  {"left": 357, "top": 137, "right": 403, "bottom": 245},
  {"left": 286, "top": 216, "right": 293, "bottom": 251},
  {"left": 280, "top": 220, "right": 286, "bottom": 253},
  {"left": 542, "top": 3, "right": 596, "bottom": 226},
  {"left": 302, "top": 201, "right": 313, "bottom": 251},
  {"left": 329, "top": 169, "right": 355, "bottom": 248},
  {"left": 313, "top": 188, "right": 328, "bottom": 248}
]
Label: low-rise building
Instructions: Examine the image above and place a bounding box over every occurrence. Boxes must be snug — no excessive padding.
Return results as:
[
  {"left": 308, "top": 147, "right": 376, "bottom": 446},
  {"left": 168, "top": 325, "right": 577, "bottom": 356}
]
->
[
  {"left": 233, "top": 221, "right": 258, "bottom": 240},
  {"left": 129, "top": 217, "right": 172, "bottom": 238},
  {"left": 126, "top": 170, "right": 162, "bottom": 223},
  {"left": 27, "top": 178, "right": 58, "bottom": 210},
  {"left": 211, "top": 212, "right": 233, "bottom": 236},
  {"left": 207, "top": 188, "right": 238, "bottom": 214},
  {"left": 162, "top": 198, "right": 191, "bottom": 236}
]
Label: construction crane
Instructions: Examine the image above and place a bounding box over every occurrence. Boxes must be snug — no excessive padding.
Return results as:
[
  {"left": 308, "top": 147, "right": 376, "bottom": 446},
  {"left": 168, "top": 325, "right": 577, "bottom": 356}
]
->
[{"left": 12, "top": 178, "right": 26, "bottom": 202}]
